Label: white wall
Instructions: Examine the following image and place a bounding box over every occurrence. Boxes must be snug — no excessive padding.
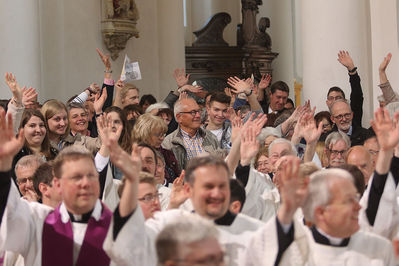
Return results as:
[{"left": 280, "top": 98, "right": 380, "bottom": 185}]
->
[
  {"left": 369, "top": 0, "right": 399, "bottom": 110},
  {"left": 0, "top": 0, "right": 185, "bottom": 103}
]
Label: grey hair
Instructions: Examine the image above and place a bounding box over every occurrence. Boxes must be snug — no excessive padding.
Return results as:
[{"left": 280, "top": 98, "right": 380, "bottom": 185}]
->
[
  {"left": 325, "top": 131, "right": 351, "bottom": 148},
  {"left": 330, "top": 98, "right": 351, "bottom": 114},
  {"left": 173, "top": 98, "right": 195, "bottom": 120},
  {"left": 386, "top": 102, "right": 399, "bottom": 119},
  {"left": 303, "top": 168, "right": 354, "bottom": 222},
  {"left": 145, "top": 102, "right": 170, "bottom": 114},
  {"left": 156, "top": 213, "right": 219, "bottom": 265},
  {"left": 268, "top": 138, "right": 297, "bottom": 157},
  {"left": 257, "top": 127, "right": 282, "bottom": 146},
  {"left": 15, "top": 155, "right": 45, "bottom": 172}
]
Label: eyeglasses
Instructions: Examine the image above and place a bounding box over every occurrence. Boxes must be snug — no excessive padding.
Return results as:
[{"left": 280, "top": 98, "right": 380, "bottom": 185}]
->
[
  {"left": 329, "top": 149, "right": 347, "bottom": 156},
  {"left": 327, "top": 95, "right": 343, "bottom": 101},
  {"left": 327, "top": 193, "right": 360, "bottom": 207},
  {"left": 17, "top": 177, "right": 34, "bottom": 184},
  {"left": 153, "top": 132, "right": 166, "bottom": 138},
  {"left": 138, "top": 193, "right": 162, "bottom": 203},
  {"left": 179, "top": 110, "right": 201, "bottom": 116},
  {"left": 333, "top": 113, "right": 351, "bottom": 120},
  {"left": 368, "top": 149, "right": 379, "bottom": 156}
]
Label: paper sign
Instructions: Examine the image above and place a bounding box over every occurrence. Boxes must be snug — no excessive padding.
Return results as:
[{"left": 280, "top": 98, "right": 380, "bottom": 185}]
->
[{"left": 120, "top": 55, "right": 142, "bottom": 82}]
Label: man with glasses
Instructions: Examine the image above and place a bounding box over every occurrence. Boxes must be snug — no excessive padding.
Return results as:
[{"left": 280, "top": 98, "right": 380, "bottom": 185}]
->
[
  {"left": 162, "top": 98, "right": 219, "bottom": 170},
  {"left": 15, "top": 154, "right": 44, "bottom": 201},
  {"left": 321, "top": 99, "right": 371, "bottom": 146},
  {"left": 325, "top": 51, "right": 364, "bottom": 128},
  {"left": 246, "top": 157, "right": 396, "bottom": 265},
  {"left": 324, "top": 131, "right": 351, "bottom": 168}
]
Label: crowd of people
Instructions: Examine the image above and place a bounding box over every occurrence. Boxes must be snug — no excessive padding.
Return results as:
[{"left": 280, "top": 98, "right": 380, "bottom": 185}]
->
[{"left": 0, "top": 48, "right": 399, "bottom": 265}]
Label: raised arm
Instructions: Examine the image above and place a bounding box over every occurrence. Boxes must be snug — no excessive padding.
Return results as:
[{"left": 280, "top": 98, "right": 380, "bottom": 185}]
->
[
  {"left": 96, "top": 48, "right": 114, "bottom": 110},
  {"left": 378, "top": 53, "right": 399, "bottom": 105},
  {"left": 338, "top": 50, "right": 363, "bottom": 127},
  {"left": 257, "top": 74, "right": 271, "bottom": 102},
  {"left": 227, "top": 76, "right": 263, "bottom": 112}
]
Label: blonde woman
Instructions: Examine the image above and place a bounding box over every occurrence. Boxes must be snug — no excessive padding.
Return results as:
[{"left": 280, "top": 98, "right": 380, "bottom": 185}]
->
[{"left": 132, "top": 113, "right": 181, "bottom": 183}]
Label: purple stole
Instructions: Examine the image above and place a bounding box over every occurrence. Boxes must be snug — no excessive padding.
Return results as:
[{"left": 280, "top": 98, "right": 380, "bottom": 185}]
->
[{"left": 42, "top": 203, "right": 112, "bottom": 266}]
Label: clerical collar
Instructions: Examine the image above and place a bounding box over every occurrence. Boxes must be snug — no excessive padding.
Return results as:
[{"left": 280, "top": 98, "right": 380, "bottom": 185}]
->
[
  {"left": 311, "top": 226, "right": 350, "bottom": 247},
  {"left": 68, "top": 210, "right": 93, "bottom": 223},
  {"left": 59, "top": 200, "right": 102, "bottom": 224},
  {"left": 214, "top": 211, "right": 237, "bottom": 226}
]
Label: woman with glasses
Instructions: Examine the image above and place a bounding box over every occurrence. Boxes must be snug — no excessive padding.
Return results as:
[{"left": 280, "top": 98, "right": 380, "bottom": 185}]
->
[{"left": 132, "top": 113, "right": 181, "bottom": 184}]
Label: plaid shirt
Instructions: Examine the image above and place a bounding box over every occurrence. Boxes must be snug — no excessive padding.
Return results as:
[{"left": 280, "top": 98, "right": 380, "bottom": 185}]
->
[{"left": 180, "top": 128, "right": 205, "bottom": 160}]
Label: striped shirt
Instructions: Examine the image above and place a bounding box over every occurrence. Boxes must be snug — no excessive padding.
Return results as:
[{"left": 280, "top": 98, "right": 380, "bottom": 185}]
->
[{"left": 180, "top": 128, "right": 205, "bottom": 160}]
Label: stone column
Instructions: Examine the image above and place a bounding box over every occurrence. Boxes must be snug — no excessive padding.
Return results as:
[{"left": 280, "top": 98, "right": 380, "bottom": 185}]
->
[
  {"left": 0, "top": 0, "right": 41, "bottom": 99},
  {"left": 157, "top": 0, "right": 185, "bottom": 96},
  {"left": 300, "top": 0, "right": 373, "bottom": 126}
]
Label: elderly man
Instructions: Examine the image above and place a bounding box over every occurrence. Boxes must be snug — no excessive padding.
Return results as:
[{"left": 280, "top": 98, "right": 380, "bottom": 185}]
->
[
  {"left": 0, "top": 111, "right": 142, "bottom": 266},
  {"left": 346, "top": 145, "right": 374, "bottom": 185},
  {"left": 14, "top": 155, "right": 44, "bottom": 200},
  {"left": 363, "top": 136, "right": 379, "bottom": 170},
  {"left": 114, "top": 155, "right": 264, "bottom": 266},
  {"left": 162, "top": 97, "right": 219, "bottom": 170},
  {"left": 156, "top": 213, "right": 224, "bottom": 266},
  {"left": 324, "top": 131, "right": 351, "bottom": 168},
  {"left": 268, "top": 138, "right": 297, "bottom": 172},
  {"left": 325, "top": 51, "right": 364, "bottom": 127},
  {"left": 246, "top": 157, "right": 396, "bottom": 265},
  {"left": 321, "top": 99, "right": 371, "bottom": 146}
]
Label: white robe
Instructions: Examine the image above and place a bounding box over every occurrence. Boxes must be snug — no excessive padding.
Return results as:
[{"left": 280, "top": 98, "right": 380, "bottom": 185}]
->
[
  {"left": 104, "top": 208, "right": 264, "bottom": 266},
  {"left": 235, "top": 165, "right": 278, "bottom": 222},
  {"left": 102, "top": 163, "right": 122, "bottom": 211},
  {"left": 245, "top": 216, "right": 397, "bottom": 266},
  {"left": 0, "top": 181, "right": 132, "bottom": 266},
  {"left": 359, "top": 172, "right": 399, "bottom": 240}
]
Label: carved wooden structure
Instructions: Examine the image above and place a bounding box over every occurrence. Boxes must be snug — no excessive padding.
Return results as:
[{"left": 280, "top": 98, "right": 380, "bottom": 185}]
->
[{"left": 185, "top": 2, "right": 277, "bottom": 92}]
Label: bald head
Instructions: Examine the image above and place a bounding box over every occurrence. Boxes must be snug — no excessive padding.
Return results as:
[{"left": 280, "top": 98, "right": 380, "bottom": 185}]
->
[{"left": 346, "top": 146, "right": 373, "bottom": 184}]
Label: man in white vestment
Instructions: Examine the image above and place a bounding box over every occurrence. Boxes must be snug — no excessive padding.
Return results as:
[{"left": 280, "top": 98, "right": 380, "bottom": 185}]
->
[
  {"left": 0, "top": 111, "right": 142, "bottom": 266},
  {"left": 245, "top": 154, "right": 397, "bottom": 265},
  {"left": 104, "top": 154, "right": 264, "bottom": 266}
]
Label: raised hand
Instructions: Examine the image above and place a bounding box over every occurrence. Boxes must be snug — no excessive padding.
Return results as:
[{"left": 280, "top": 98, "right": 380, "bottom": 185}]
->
[
  {"left": 337, "top": 50, "right": 355, "bottom": 71},
  {"left": 0, "top": 111, "right": 25, "bottom": 171},
  {"left": 23, "top": 189, "right": 39, "bottom": 202},
  {"left": 179, "top": 91, "right": 188, "bottom": 100},
  {"left": 379, "top": 53, "right": 392, "bottom": 73},
  {"left": 180, "top": 84, "right": 203, "bottom": 94},
  {"left": 168, "top": 170, "right": 188, "bottom": 209},
  {"left": 227, "top": 76, "right": 251, "bottom": 95},
  {"left": 225, "top": 106, "right": 237, "bottom": 122},
  {"left": 230, "top": 115, "right": 243, "bottom": 144},
  {"left": 173, "top": 68, "right": 190, "bottom": 87},
  {"left": 277, "top": 156, "right": 309, "bottom": 225},
  {"left": 371, "top": 108, "right": 399, "bottom": 151},
  {"left": 22, "top": 87, "right": 38, "bottom": 108},
  {"left": 93, "top": 88, "right": 108, "bottom": 114},
  {"left": 5, "top": 72, "right": 23, "bottom": 104},
  {"left": 258, "top": 74, "right": 272, "bottom": 90},
  {"left": 96, "top": 48, "right": 111, "bottom": 70},
  {"left": 240, "top": 126, "right": 260, "bottom": 166}
]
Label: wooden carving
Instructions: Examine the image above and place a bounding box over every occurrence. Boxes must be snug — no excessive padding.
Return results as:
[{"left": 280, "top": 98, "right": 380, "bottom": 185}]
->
[
  {"left": 101, "top": 0, "right": 139, "bottom": 60},
  {"left": 192, "top": 12, "right": 231, "bottom": 47}
]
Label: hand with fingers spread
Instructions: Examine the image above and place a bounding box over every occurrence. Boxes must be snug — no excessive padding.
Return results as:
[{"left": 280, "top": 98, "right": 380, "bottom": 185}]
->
[
  {"left": 5, "top": 72, "right": 23, "bottom": 105},
  {"left": 277, "top": 156, "right": 309, "bottom": 225},
  {"left": 23, "top": 189, "right": 39, "bottom": 202},
  {"left": 225, "top": 106, "right": 237, "bottom": 122},
  {"left": 371, "top": 108, "right": 399, "bottom": 152},
  {"left": 337, "top": 50, "right": 355, "bottom": 71},
  {"left": 173, "top": 68, "right": 190, "bottom": 88},
  {"left": 243, "top": 112, "right": 267, "bottom": 137},
  {"left": 227, "top": 76, "right": 252, "bottom": 95},
  {"left": 93, "top": 88, "right": 108, "bottom": 114},
  {"left": 240, "top": 126, "right": 260, "bottom": 166},
  {"left": 96, "top": 48, "right": 112, "bottom": 70},
  {"left": 231, "top": 115, "right": 243, "bottom": 144},
  {"left": 258, "top": 74, "right": 272, "bottom": 90},
  {"left": 0, "top": 111, "right": 25, "bottom": 171},
  {"left": 168, "top": 170, "right": 188, "bottom": 209},
  {"left": 22, "top": 87, "right": 38, "bottom": 108},
  {"left": 180, "top": 84, "right": 203, "bottom": 94},
  {"left": 224, "top": 87, "right": 236, "bottom": 107}
]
